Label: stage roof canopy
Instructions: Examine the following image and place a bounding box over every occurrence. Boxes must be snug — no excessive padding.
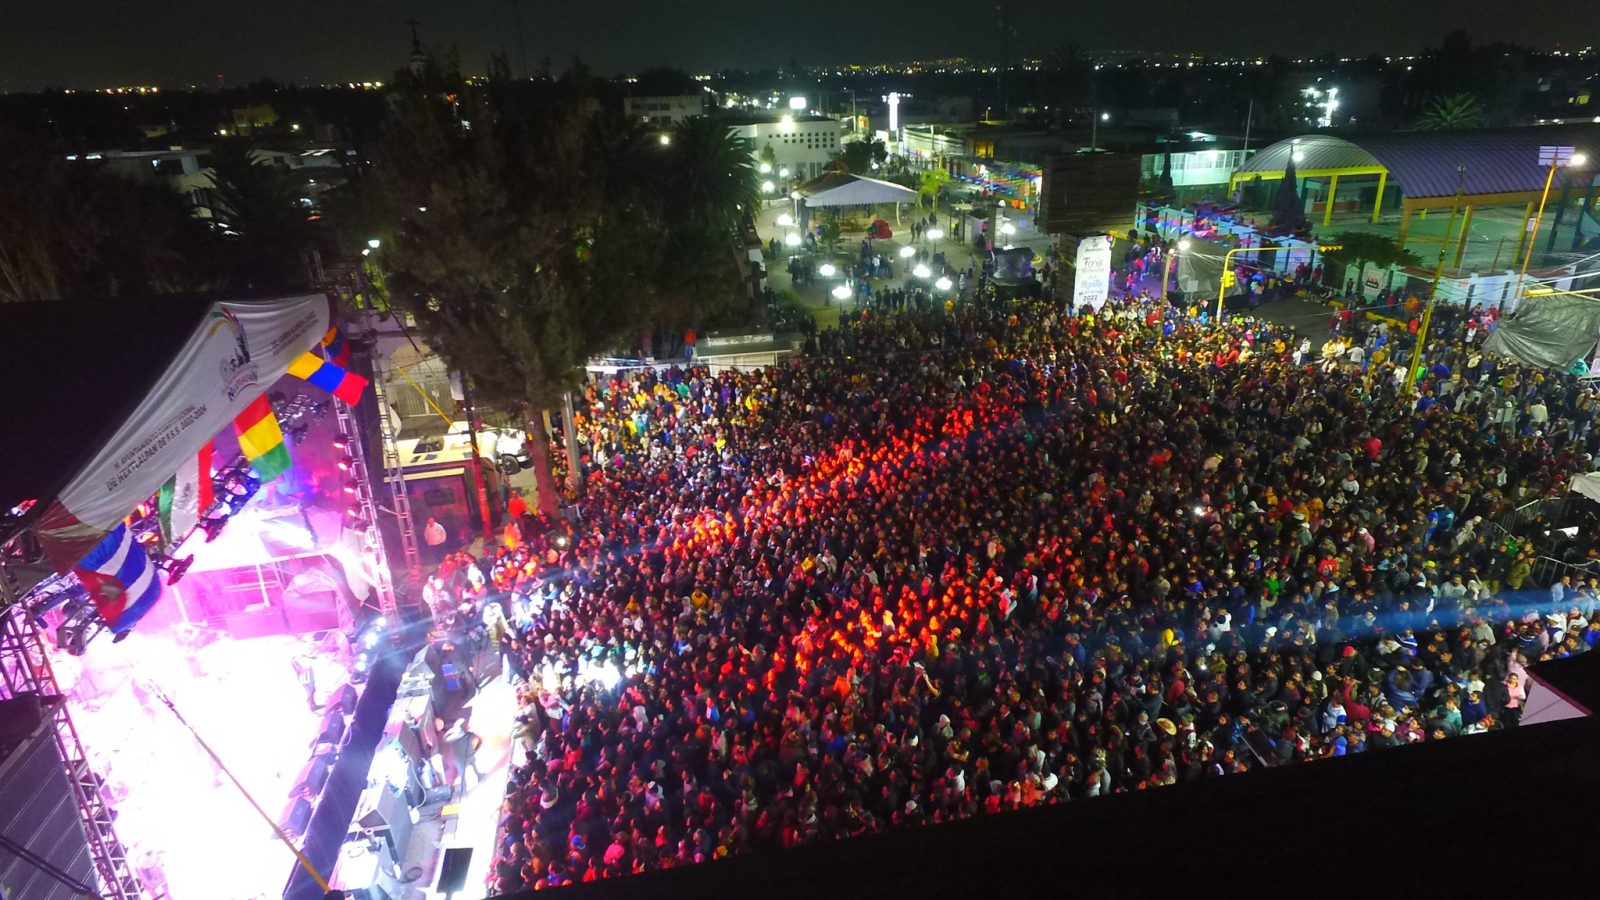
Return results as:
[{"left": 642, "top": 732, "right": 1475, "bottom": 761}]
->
[
  {"left": 0, "top": 294, "right": 331, "bottom": 572},
  {"left": 796, "top": 172, "right": 919, "bottom": 208}
]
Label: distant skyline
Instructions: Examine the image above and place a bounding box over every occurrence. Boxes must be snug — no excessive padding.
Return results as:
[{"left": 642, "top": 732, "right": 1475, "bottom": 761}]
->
[{"left": 3, "top": 0, "right": 1598, "bottom": 91}]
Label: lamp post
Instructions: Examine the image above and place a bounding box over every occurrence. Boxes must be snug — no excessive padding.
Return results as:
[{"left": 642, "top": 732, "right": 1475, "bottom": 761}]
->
[
  {"left": 1090, "top": 110, "right": 1109, "bottom": 152},
  {"left": 1162, "top": 238, "right": 1190, "bottom": 307},
  {"left": 927, "top": 226, "right": 943, "bottom": 261},
  {"left": 1511, "top": 146, "right": 1586, "bottom": 311}
]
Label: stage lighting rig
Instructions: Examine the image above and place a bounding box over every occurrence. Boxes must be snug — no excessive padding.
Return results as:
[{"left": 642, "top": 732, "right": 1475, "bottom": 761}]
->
[{"left": 154, "top": 553, "right": 196, "bottom": 585}]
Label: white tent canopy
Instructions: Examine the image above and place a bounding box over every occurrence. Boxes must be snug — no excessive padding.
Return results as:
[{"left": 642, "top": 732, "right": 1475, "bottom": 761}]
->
[
  {"left": 1570, "top": 472, "right": 1600, "bottom": 504},
  {"left": 796, "top": 173, "right": 918, "bottom": 208}
]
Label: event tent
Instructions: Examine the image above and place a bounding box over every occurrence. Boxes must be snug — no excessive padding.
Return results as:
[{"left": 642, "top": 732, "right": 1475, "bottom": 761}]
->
[
  {"left": 795, "top": 172, "right": 919, "bottom": 208},
  {"left": 0, "top": 294, "right": 331, "bottom": 576}
]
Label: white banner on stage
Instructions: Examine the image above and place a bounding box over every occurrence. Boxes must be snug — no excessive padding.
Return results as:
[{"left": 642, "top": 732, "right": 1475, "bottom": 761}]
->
[{"left": 1073, "top": 235, "right": 1113, "bottom": 311}]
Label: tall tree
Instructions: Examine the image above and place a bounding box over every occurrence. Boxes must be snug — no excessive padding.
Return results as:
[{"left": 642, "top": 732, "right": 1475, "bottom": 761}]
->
[
  {"left": 204, "top": 142, "right": 317, "bottom": 291},
  {"left": 833, "top": 138, "right": 888, "bottom": 175},
  {"left": 360, "top": 59, "right": 748, "bottom": 514},
  {"left": 1270, "top": 153, "right": 1306, "bottom": 232},
  {"left": 1412, "top": 93, "right": 1488, "bottom": 131},
  {"left": 0, "top": 138, "right": 211, "bottom": 303},
  {"left": 1326, "top": 231, "right": 1422, "bottom": 291}
]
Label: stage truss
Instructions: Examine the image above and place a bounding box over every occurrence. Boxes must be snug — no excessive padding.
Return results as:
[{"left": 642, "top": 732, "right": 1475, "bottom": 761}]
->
[{"left": 0, "top": 582, "right": 143, "bottom": 900}]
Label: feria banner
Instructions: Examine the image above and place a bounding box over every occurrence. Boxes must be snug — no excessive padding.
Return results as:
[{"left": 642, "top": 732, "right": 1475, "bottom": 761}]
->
[
  {"left": 35, "top": 294, "right": 330, "bottom": 571},
  {"left": 1073, "top": 235, "right": 1113, "bottom": 312}
]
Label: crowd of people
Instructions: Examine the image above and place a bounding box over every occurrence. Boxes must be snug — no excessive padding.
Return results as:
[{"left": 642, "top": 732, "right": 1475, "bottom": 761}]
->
[{"left": 436, "top": 288, "right": 1600, "bottom": 892}]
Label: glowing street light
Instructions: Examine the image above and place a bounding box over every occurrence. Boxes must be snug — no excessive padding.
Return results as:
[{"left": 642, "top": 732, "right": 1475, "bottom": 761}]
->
[
  {"left": 899, "top": 245, "right": 916, "bottom": 259},
  {"left": 778, "top": 167, "right": 790, "bottom": 179},
  {"left": 818, "top": 263, "right": 837, "bottom": 277},
  {"left": 658, "top": 133, "right": 672, "bottom": 146},
  {"left": 913, "top": 263, "right": 931, "bottom": 279},
  {"left": 776, "top": 213, "right": 794, "bottom": 228},
  {"left": 935, "top": 276, "right": 953, "bottom": 291},
  {"left": 926, "top": 227, "right": 943, "bottom": 241},
  {"left": 832, "top": 284, "right": 852, "bottom": 301},
  {"left": 784, "top": 232, "right": 802, "bottom": 247},
  {"left": 999, "top": 223, "right": 1016, "bottom": 237},
  {"left": 367, "top": 238, "right": 381, "bottom": 249},
  {"left": 761, "top": 180, "right": 775, "bottom": 194},
  {"left": 759, "top": 161, "right": 773, "bottom": 174}
]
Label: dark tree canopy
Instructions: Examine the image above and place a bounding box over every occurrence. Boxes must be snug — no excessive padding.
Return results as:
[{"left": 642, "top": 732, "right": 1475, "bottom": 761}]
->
[{"left": 357, "top": 57, "right": 755, "bottom": 512}]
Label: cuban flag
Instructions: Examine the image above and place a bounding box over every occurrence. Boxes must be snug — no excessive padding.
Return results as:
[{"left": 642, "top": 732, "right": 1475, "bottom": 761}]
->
[{"left": 73, "top": 524, "right": 163, "bottom": 636}]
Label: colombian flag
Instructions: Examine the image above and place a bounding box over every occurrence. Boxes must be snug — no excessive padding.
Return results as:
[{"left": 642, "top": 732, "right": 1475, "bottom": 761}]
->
[
  {"left": 234, "top": 394, "right": 292, "bottom": 482},
  {"left": 287, "top": 350, "right": 369, "bottom": 405},
  {"left": 321, "top": 326, "right": 352, "bottom": 369}
]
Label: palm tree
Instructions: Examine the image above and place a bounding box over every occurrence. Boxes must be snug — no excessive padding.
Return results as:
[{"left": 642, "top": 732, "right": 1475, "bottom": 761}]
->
[
  {"left": 1413, "top": 93, "right": 1487, "bottom": 131},
  {"left": 665, "top": 115, "right": 758, "bottom": 231},
  {"left": 204, "top": 142, "right": 316, "bottom": 290}
]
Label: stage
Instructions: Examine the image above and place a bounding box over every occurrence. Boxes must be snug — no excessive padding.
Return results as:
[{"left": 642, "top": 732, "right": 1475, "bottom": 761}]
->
[{"left": 54, "top": 628, "right": 357, "bottom": 900}]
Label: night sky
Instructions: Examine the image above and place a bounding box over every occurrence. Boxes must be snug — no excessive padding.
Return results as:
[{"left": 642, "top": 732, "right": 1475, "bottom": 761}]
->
[{"left": 3, "top": 0, "right": 1597, "bottom": 91}]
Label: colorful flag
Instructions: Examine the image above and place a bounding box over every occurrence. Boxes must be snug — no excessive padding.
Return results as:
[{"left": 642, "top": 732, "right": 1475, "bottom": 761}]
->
[
  {"left": 286, "top": 350, "right": 369, "bottom": 405},
  {"left": 74, "top": 524, "right": 163, "bottom": 635},
  {"left": 157, "top": 440, "right": 215, "bottom": 544},
  {"left": 320, "top": 325, "right": 352, "bottom": 369},
  {"left": 234, "top": 394, "right": 292, "bottom": 483}
]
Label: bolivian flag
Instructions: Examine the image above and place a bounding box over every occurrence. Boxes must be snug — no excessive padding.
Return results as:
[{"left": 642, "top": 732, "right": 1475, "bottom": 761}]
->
[{"left": 234, "top": 394, "right": 292, "bottom": 482}]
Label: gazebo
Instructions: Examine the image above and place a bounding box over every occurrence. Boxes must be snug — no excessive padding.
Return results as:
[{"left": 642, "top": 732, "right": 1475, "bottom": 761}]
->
[{"left": 793, "top": 172, "right": 919, "bottom": 227}]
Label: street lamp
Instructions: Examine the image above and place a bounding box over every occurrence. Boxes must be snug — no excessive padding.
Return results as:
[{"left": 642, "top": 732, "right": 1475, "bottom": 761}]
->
[
  {"left": 935, "top": 276, "right": 953, "bottom": 291},
  {"left": 818, "top": 263, "right": 837, "bottom": 278},
  {"left": 832, "top": 284, "right": 852, "bottom": 302},
  {"left": 1514, "top": 146, "right": 1588, "bottom": 309},
  {"left": 784, "top": 232, "right": 802, "bottom": 248},
  {"left": 913, "top": 263, "right": 931, "bottom": 279},
  {"left": 367, "top": 238, "right": 381, "bottom": 249},
  {"left": 776, "top": 213, "right": 794, "bottom": 229},
  {"left": 778, "top": 167, "right": 790, "bottom": 179},
  {"left": 759, "top": 162, "right": 772, "bottom": 175},
  {"left": 899, "top": 245, "right": 916, "bottom": 259},
  {"left": 998, "top": 223, "right": 1016, "bottom": 237},
  {"left": 761, "top": 180, "right": 775, "bottom": 195},
  {"left": 1162, "top": 238, "right": 1190, "bottom": 307}
]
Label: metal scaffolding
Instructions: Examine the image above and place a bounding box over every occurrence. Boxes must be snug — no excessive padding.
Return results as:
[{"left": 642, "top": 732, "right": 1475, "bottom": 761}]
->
[{"left": 0, "top": 569, "right": 143, "bottom": 900}]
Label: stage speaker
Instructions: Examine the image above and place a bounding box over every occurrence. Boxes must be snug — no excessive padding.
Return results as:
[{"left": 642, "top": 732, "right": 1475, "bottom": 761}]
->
[
  {"left": 280, "top": 797, "right": 313, "bottom": 839},
  {"left": 330, "top": 683, "right": 360, "bottom": 717},
  {"left": 313, "top": 713, "right": 346, "bottom": 748},
  {"left": 436, "top": 848, "right": 472, "bottom": 895},
  {"left": 292, "top": 755, "right": 331, "bottom": 800},
  {"left": 0, "top": 694, "right": 45, "bottom": 748},
  {"left": 351, "top": 784, "right": 413, "bottom": 866}
]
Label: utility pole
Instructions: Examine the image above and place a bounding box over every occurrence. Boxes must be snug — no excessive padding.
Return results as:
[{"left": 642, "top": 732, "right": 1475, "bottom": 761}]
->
[{"left": 1409, "top": 165, "right": 1466, "bottom": 396}]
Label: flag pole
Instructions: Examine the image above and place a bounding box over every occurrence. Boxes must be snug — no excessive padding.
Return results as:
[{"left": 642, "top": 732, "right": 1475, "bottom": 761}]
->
[{"left": 153, "top": 689, "right": 331, "bottom": 892}]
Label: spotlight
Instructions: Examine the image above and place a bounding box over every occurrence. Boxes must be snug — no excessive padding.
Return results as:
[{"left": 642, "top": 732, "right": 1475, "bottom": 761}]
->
[
  {"left": 343, "top": 479, "right": 360, "bottom": 495},
  {"left": 355, "top": 653, "right": 369, "bottom": 673},
  {"left": 158, "top": 554, "right": 195, "bottom": 585},
  {"left": 555, "top": 535, "right": 570, "bottom": 549},
  {"left": 1194, "top": 506, "right": 1205, "bottom": 517},
  {"left": 333, "top": 434, "right": 350, "bottom": 451},
  {"left": 337, "top": 456, "right": 354, "bottom": 472},
  {"left": 363, "top": 632, "right": 378, "bottom": 649},
  {"left": 200, "top": 516, "right": 228, "bottom": 542},
  {"left": 374, "top": 616, "right": 386, "bottom": 629}
]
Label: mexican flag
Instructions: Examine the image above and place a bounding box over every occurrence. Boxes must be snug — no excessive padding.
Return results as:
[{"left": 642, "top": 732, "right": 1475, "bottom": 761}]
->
[{"left": 158, "top": 440, "right": 215, "bottom": 544}]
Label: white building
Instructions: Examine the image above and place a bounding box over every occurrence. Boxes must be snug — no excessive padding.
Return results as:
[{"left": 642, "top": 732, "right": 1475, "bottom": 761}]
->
[
  {"left": 625, "top": 95, "right": 707, "bottom": 126},
  {"left": 723, "top": 113, "right": 844, "bottom": 183}
]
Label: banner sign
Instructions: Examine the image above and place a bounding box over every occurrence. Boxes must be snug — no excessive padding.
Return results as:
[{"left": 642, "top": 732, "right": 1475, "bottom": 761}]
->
[
  {"left": 1073, "top": 235, "right": 1114, "bottom": 311},
  {"left": 35, "top": 294, "right": 329, "bottom": 571}
]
